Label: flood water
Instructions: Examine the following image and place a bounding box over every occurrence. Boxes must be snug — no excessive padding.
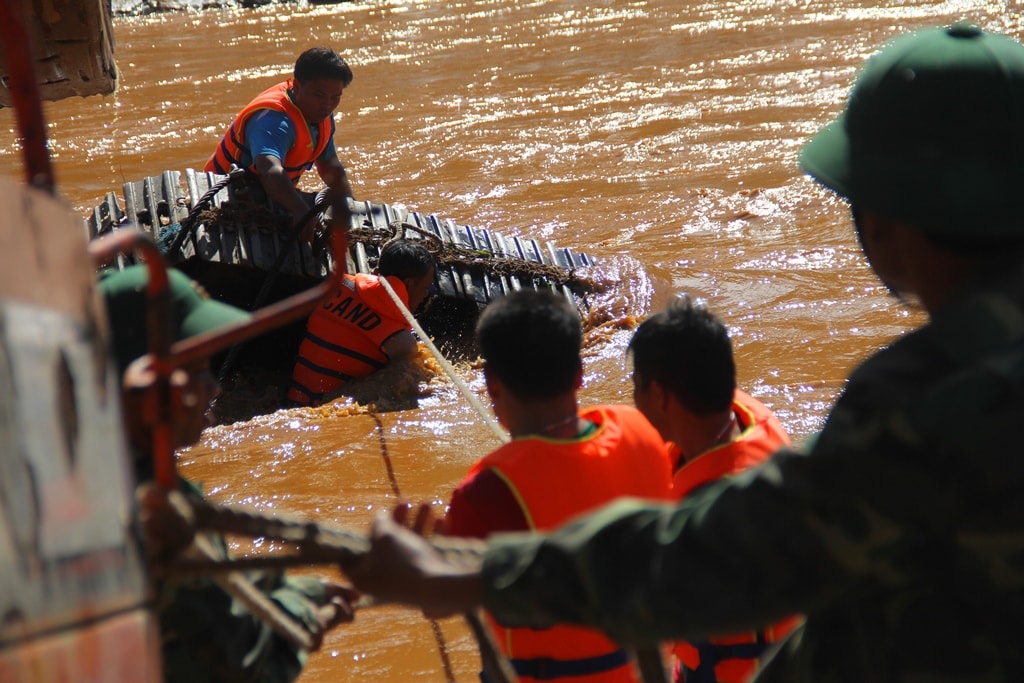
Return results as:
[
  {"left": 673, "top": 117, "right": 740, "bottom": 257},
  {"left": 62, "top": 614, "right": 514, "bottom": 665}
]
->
[{"left": 3, "top": 1, "right": 1022, "bottom": 681}]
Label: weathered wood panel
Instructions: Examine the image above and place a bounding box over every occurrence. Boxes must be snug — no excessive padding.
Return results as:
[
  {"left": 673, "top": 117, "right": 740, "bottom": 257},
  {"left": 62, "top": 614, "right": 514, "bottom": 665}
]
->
[
  {"left": 0, "top": 0, "right": 118, "bottom": 108},
  {"left": 0, "top": 176, "right": 158, "bottom": 683}
]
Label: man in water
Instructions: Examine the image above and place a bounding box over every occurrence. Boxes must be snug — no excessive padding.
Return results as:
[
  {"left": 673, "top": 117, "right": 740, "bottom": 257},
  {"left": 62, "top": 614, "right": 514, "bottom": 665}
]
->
[
  {"left": 286, "top": 239, "right": 435, "bottom": 407},
  {"left": 345, "top": 23, "right": 1024, "bottom": 680},
  {"left": 206, "top": 46, "right": 354, "bottom": 229},
  {"left": 628, "top": 296, "right": 798, "bottom": 682}
]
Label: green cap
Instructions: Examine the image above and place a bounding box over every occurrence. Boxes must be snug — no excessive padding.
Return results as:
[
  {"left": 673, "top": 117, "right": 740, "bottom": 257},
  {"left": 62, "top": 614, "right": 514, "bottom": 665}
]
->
[
  {"left": 800, "top": 23, "right": 1024, "bottom": 239},
  {"left": 99, "top": 265, "right": 251, "bottom": 374}
]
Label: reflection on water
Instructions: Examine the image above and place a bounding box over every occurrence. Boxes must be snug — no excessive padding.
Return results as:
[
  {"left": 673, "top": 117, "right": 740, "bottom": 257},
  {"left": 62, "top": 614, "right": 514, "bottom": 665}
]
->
[{"left": 4, "top": 1, "right": 1020, "bottom": 681}]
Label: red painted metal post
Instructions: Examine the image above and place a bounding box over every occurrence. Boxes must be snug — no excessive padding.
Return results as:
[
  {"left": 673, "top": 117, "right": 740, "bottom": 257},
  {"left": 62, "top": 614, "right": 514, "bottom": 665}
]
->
[
  {"left": 0, "top": 0, "right": 56, "bottom": 193},
  {"left": 88, "top": 219, "right": 349, "bottom": 490}
]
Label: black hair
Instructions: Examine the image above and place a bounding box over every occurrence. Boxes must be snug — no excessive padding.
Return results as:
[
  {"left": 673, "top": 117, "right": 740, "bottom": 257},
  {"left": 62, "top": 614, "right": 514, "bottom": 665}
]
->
[
  {"left": 377, "top": 239, "right": 434, "bottom": 280},
  {"left": 294, "top": 47, "right": 353, "bottom": 86},
  {"left": 476, "top": 290, "right": 581, "bottom": 400},
  {"left": 628, "top": 296, "right": 736, "bottom": 415}
]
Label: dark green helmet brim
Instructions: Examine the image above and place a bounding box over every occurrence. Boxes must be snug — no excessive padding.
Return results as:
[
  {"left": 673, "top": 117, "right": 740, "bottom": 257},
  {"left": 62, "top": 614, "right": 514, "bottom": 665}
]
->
[{"left": 800, "top": 24, "right": 1024, "bottom": 240}]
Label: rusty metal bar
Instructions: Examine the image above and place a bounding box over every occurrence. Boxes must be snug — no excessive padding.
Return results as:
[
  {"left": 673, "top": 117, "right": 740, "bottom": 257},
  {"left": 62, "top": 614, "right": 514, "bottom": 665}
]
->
[
  {"left": 0, "top": 0, "right": 56, "bottom": 192},
  {"left": 88, "top": 222, "right": 349, "bottom": 488}
]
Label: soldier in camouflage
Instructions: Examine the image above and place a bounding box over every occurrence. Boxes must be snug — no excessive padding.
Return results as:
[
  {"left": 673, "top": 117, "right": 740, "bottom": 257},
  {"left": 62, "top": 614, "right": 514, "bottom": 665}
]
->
[
  {"left": 347, "top": 23, "right": 1024, "bottom": 681},
  {"left": 101, "top": 265, "right": 357, "bottom": 683}
]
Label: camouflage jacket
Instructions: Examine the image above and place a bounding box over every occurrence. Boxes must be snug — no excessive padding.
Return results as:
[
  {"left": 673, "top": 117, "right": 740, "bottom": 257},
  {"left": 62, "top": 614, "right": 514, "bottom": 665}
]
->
[
  {"left": 146, "top": 477, "right": 328, "bottom": 683},
  {"left": 481, "top": 259, "right": 1024, "bottom": 681},
  {"left": 157, "top": 560, "right": 326, "bottom": 683}
]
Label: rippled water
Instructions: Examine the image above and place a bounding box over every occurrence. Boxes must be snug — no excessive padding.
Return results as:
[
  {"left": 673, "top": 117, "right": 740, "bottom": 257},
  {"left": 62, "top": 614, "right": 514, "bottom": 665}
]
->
[{"left": 3, "top": 1, "right": 1021, "bottom": 680}]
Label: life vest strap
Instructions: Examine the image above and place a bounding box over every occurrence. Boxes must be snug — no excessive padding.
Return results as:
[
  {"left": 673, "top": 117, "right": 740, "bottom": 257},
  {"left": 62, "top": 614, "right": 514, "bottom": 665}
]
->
[{"left": 681, "top": 641, "right": 771, "bottom": 683}]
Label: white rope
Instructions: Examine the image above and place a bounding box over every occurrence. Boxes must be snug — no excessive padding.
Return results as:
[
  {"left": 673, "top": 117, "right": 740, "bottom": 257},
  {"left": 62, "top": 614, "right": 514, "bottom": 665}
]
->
[{"left": 377, "top": 275, "right": 509, "bottom": 444}]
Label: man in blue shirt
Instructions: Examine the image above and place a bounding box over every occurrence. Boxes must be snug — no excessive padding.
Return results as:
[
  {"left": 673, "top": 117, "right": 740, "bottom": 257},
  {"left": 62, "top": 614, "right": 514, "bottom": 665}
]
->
[{"left": 207, "top": 47, "right": 354, "bottom": 230}]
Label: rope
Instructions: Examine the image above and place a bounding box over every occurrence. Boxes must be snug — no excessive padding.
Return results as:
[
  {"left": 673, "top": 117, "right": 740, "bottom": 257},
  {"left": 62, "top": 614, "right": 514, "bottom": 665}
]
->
[
  {"left": 153, "top": 488, "right": 485, "bottom": 566},
  {"left": 213, "top": 193, "right": 332, "bottom": 391},
  {"left": 191, "top": 533, "right": 316, "bottom": 652},
  {"left": 374, "top": 261, "right": 527, "bottom": 683},
  {"left": 145, "top": 465, "right": 514, "bottom": 682},
  {"left": 346, "top": 219, "right": 599, "bottom": 294},
  {"left": 377, "top": 274, "right": 509, "bottom": 445},
  {"left": 370, "top": 415, "right": 457, "bottom": 683},
  {"left": 164, "top": 169, "right": 243, "bottom": 258}
]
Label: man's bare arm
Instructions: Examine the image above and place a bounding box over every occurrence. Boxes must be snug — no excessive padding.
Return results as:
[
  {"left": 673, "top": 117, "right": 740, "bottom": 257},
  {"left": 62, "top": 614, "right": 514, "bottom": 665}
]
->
[{"left": 254, "top": 154, "right": 314, "bottom": 224}]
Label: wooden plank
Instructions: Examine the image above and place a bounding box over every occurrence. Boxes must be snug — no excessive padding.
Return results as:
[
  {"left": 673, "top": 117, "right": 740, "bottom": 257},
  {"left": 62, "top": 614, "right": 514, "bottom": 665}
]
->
[
  {"left": 247, "top": 225, "right": 265, "bottom": 273},
  {"left": 421, "top": 213, "right": 459, "bottom": 299},
  {"left": 482, "top": 229, "right": 514, "bottom": 299},
  {"left": 0, "top": 175, "right": 158, "bottom": 683},
  {"left": 143, "top": 176, "right": 160, "bottom": 239},
  {"left": 164, "top": 170, "right": 188, "bottom": 224},
  {"left": 123, "top": 180, "right": 140, "bottom": 233},
  {"left": 207, "top": 171, "right": 231, "bottom": 208},
  {"left": 235, "top": 225, "right": 251, "bottom": 268},
  {"left": 219, "top": 222, "right": 238, "bottom": 266},
  {"left": 354, "top": 240, "right": 371, "bottom": 274},
  {"left": 0, "top": 0, "right": 118, "bottom": 107},
  {"left": 441, "top": 218, "right": 469, "bottom": 299},
  {"left": 85, "top": 192, "right": 124, "bottom": 240},
  {"left": 185, "top": 168, "right": 204, "bottom": 208},
  {"left": 471, "top": 226, "right": 500, "bottom": 304},
  {"left": 545, "top": 241, "right": 577, "bottom": 308}
]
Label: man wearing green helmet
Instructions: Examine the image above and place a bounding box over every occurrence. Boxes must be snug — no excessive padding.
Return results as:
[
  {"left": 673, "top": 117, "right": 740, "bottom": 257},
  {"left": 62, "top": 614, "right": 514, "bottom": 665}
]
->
[{"left": 345, "top": 24, "right": 1024, "bottom": 680}]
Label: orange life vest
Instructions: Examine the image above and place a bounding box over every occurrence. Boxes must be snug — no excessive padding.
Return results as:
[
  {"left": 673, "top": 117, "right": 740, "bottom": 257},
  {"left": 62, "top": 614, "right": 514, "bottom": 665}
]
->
[
  {"left": 286, "top": 273, "right": 409, "bottom": 406},
  {"left": 205, "top": 80, "right": 333, "bottom": 184},
  {"left": 671, "top": 390, "right": 799, "bottom": 683},
  {"left": 469, "top": 405, "right": 674, "bottom": 683}
]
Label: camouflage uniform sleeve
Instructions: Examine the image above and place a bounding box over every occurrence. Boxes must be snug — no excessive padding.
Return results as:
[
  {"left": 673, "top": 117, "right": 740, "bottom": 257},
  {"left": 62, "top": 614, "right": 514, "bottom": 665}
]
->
[
  {"left": 159, "top": 567, "right": 330, "bottom": 683},
  {"left": 158, "top": 482, "right": 332, "bottom": 683}
]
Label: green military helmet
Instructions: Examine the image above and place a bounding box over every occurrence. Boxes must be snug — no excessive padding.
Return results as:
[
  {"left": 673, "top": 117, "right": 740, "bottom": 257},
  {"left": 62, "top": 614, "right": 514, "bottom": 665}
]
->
[
  {"left": 98, "top": 265, "right": 251, "bottom": 375},
  {"left": 800, "top": 23, "right": 1024, "bottom": 240}
]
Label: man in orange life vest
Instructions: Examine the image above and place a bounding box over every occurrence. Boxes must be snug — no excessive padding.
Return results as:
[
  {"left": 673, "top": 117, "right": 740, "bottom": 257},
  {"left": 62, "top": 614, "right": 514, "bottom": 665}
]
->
[
  {"left": 206, "top": 46, "right": 354, "bottom": 228},
  {"left": 628, "top": 296, "right": 799, "bottom": 683},
  {"left": 286, "top": 239, "right": 435, "bottom": 407},
  {"left": 444, "top": 290, "right": 674, "bottom": 683}
]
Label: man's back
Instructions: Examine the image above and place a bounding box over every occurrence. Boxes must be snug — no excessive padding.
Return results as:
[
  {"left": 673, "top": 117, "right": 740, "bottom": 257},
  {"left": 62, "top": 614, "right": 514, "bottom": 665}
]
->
[
  {"left": 286, "top": 272, "right": 408, "bottom": 406},
  {"left": 448, "top": 404, "right": 672, "bottom": 535},
  {"left": 447, "top": 403, "right": 672, "bottom": 683}
]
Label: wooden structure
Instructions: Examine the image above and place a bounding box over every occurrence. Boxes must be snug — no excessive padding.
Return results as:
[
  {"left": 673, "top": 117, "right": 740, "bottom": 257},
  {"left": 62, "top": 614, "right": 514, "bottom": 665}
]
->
[
  {"left": 0, "top": 176, "right": 160, "bottom": 682},
  {"left": 0, "top": 0, "right": 117, "bottom": 108}
]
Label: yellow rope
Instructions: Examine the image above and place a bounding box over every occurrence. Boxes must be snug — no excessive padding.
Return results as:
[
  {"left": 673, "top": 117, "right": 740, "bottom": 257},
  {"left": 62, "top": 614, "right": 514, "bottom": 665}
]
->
[{"left": 377, "top": 274, "right": 509, "bottom": 445}]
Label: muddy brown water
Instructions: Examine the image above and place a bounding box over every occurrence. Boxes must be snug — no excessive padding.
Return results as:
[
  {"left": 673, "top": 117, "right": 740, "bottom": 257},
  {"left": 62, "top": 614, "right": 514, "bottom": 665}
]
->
[{"left": 3, "top": 1, "right": 1021, "bottom": 681}]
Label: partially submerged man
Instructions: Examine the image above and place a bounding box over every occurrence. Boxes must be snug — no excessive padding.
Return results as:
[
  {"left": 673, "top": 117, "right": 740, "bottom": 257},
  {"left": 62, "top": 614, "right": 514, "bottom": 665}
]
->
[
  {"left": 345, "top": 23, "right": 1024, "bottom": 680},
  {"left": 286, "top": 239, "right": 435, "bottom": 407},
  {"left": 206, "top": 46, "right": 354, "bottom": 228},
  {"left": 629, "top": 297, "right": 797, "bottom": 683}
]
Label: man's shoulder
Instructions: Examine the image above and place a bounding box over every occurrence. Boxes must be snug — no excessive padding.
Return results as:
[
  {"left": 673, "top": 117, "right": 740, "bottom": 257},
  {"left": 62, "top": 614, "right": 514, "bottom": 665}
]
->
[
  {"left": 246, "top": 108, "right": 294, "bottom": 134},
  {"left": 583, "top": 403, "right": 651, "bottom": 428},
  {"left": 585, "top": 404, "right": 671, "bottom": 449},
  {"left": 448, "top": 465, "right": 527, "bottom": 536}
]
